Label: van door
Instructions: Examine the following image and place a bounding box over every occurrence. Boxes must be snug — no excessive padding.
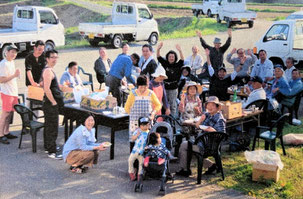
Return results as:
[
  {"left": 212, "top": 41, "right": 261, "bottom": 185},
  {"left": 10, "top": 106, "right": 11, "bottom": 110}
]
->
[
  {"left": 136, "top": 7, "right": 154, "bottom": 41},
  {"left": 262, "top": 23, "right": 290, "bottom": 59},
  {"left": 37, "top": 10, "right": 64, "bottom": 47},
  {"left": 13, "top": 8, "right": 36, "bottom": 31}
]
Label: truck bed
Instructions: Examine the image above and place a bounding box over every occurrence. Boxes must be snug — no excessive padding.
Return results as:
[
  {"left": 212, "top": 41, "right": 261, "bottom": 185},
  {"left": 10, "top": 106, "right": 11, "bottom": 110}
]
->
[
  {"left": 79, "top": 22, "right": 137, "bottom": 35},
  {"left": 222, "top": 10, "right": 256, "bottom": 19},
  {"left": 0, "top": 28, "right": 38, "bottom": 45},
  {"left": 191, "top": 4, "right": 204, "bottom": 10}
]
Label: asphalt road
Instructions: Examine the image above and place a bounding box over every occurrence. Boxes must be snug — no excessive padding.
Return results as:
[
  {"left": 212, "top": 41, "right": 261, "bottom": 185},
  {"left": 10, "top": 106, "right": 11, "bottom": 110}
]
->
[{"left": 0, "top": 19, "right": 272, "bottom": 199}]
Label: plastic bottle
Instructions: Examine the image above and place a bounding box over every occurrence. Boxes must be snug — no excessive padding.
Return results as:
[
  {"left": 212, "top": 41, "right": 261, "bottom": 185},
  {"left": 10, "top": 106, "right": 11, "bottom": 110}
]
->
[{"left": 232, "top": 89, "right": 237, "bottom": 102}]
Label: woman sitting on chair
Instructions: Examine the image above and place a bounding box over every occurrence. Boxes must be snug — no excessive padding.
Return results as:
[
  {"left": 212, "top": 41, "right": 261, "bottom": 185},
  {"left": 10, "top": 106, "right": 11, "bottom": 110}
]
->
[
  {"left": 176, "top": 96, "right": 226, "bottom": 177},
  {"left": 63, "top": 114, "right": 107, "bottom": 173}
]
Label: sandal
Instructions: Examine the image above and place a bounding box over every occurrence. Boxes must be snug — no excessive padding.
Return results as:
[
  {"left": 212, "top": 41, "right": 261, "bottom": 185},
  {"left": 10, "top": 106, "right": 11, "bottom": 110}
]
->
[{"left": 70, "top": 166, "right": 83, "bottom": 174}]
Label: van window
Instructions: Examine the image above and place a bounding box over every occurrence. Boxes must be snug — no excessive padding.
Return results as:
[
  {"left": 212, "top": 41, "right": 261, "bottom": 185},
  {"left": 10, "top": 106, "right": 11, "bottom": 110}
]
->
[
  {"left": 264, "top": 24, "right": 289, "bottom": 41},
  {"left": 138, "top": 8, "right": 151, "bottom": 19},
  {"left": 294, "top": 21, "right": 303, "bottom": 49},
  {"left": 116, "top": 5, "right": 121, "bottom": 13},
  {"left": 121, "top": 5, "right": 128, "bottom": 13},
  {"left": 39, "top": 11, "right": 57, "bottom": 24},
  {"left": 17, "top": 10, "right": 34, "bottom": 19}
]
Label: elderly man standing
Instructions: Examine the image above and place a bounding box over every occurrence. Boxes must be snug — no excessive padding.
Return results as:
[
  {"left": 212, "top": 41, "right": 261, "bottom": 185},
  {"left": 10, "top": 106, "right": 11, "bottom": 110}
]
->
[
  {"left": 0, "top": 45, "right": 20, "bottom": 144},
  {"left": 140, "top": 44, "right": 157, "bottom": 79},
  {"left": 250, "top": 50, "right": 274, "bottom": 82},
  {"left": 184, "top": 45, "right": 203, "bottom": 76},
  {"left": 196, "top": 28, "right": 232, "bottom": 74},
  {"left": 227, "top": 48, "right": 257, "bottom": 84},
  {"left": 60, "top": 61, "right": 83, "bottom": 88},
  {"left": 94, "top": 47, "right": 112, "bottom": 86}
]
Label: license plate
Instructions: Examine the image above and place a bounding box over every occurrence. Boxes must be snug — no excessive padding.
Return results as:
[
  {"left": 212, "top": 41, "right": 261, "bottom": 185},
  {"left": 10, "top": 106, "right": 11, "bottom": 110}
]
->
[
  {"left": 88, "top": 33, "right": 94, "bottom": 39},
  {"left": 241, "top": 18, "right": 248, "bottom": 22}
]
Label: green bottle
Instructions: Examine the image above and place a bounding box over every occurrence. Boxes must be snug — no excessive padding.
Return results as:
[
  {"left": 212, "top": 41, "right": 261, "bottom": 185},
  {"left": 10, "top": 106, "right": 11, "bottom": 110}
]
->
[{"left": 232, "top": 89, "right": 237, "bottom": 102}]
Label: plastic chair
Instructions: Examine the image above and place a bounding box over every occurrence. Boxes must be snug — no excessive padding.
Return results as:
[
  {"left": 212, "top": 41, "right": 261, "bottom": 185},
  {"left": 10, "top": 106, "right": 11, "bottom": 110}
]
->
[
  {"left": 245, "top": 99, "right": 268, "bottom": 125},
  {"left": 192, "top": 132, "right": 228, "bottom": 184},
  {"left": 281, "top": 90, "right": 303, "bottom": 122},
  {"left": 14, "top": 104, "right": 44, "bottom": 153},
  {"left": 252, "top": 113, "right": 289, "bottom": 156},
  {"left": 65, "top": 66, "right": 94, "bottom": 91}
]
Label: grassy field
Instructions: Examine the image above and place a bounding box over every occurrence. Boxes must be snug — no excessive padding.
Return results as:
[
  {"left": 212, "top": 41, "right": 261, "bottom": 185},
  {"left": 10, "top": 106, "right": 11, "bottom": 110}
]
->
[
  {"left": 160, "top": 17, "right": 227, "bottom": 40},
  {"left": 192, "top": 122, "right": 303, "bottom": 199},
  {"left": 248, "top": 8, "right": 296, "bottom": 13}
]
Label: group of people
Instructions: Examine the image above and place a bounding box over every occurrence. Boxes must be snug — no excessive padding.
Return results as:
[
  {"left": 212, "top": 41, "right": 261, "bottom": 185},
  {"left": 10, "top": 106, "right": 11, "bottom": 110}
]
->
[{"left": 0, "top": 26, "right": 302, "bottom": 177}]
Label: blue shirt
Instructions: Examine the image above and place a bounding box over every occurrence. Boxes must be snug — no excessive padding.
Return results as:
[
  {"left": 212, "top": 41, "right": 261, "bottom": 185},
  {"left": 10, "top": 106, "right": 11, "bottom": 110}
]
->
[
  {"left": 131, "top": 129, "right": 149, "bottom": 155},
  {"left": 63, "top": 125, "right": 99, "bottom": 162},
  {"left": 109, "top": 54, "right": 136, "bottom": 85},
  {"left": 289, "top": 78, "right": 303, "bottom": 96},
  {"left": 203, "top": 112, "right": 226, "bottom": 133}
]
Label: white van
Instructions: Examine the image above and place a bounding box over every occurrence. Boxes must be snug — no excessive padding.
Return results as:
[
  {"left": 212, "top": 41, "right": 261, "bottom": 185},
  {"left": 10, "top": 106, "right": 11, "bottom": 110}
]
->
[
  {"left": 254, "top": 19, "right": 303, "bottom": 68},
  {"left": 79, "top": 2, "right": 159, "bottom": 48},
  {"left": 0, "top": 6, "right": 65, "bottom": 59}
]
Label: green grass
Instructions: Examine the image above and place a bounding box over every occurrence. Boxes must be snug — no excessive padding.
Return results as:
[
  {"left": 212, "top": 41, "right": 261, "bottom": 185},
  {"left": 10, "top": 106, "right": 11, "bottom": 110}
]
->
[
  {"left": 159, "top": 17, "right": 227, "bottom": 40},
  {"left": 148, "top": 4, "right": 190, "bottom": 10},
  {"left": 272, "top": 16, "right": 287, "bottom": 21},
  {"left": 248, "top": 8, "right": 296, "bottom": 13},
  {"left": 192, "top": 121, "right": 303, "bottom": 199},
  {"left": 41, "top": 0, "right": 60, "bottom": 7}
]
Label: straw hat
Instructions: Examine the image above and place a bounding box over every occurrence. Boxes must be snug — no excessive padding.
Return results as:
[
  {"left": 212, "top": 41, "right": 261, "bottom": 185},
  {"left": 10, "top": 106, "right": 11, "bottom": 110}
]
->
[
  {"left": 152, "top": 65, "right": 168, "bottom": 79},
  {"left": 183, "top": 81, "right": 203, "bottom": 94},
  {"left": 205, "top": 96, "right": 223, "bottom": 108}
]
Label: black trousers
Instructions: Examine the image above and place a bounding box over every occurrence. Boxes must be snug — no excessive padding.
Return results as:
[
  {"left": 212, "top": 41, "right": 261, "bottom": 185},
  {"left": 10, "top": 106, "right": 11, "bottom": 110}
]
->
[
  {"left": 43, "top": 100, "right": 59, "bottom": 153},
  {"left": 106, "top": 75, "right": 122, "bottom": 106}
]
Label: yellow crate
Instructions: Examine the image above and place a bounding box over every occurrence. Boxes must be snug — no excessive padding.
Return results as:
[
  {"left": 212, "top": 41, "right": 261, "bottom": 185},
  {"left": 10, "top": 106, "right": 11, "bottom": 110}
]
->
[{"left": 80, "top": 94, "right": 117, "bottom": 112}]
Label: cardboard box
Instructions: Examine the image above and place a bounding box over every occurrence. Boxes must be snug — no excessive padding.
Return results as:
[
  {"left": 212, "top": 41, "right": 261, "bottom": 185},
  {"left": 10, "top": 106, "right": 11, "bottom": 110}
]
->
[
  {"left": 221, "top": 101, "right": 242, "bottom": 119},
  {"left": 80, "top": 94, "right": 117, "bottom": 112},
  {"left": 63, "top": 92, "right": 74, "bottom": 103},
  {"left": 252, "top": 162, "right": 280, "bottom": 182},
  {"left": 27, "top": 86, "right": 44, "bottom": 101}
]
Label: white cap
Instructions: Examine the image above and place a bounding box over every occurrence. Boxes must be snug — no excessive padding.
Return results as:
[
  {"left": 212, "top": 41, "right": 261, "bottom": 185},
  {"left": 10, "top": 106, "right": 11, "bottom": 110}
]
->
[{"left": 152, "top": 65, "right": 168, "bottom": 79}]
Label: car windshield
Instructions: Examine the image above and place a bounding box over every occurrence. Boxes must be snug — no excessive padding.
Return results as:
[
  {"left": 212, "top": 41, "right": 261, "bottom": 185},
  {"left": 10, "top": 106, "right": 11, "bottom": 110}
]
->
[{"left": 286, "top": 14, "right": 303, "bottom": 20}]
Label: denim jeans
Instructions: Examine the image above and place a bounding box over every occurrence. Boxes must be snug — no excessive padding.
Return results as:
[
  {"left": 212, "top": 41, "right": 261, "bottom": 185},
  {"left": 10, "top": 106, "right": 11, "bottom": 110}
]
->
[
  {"left": 43, "top": 100, "right": 59, "bottom": 153},
  {"left": 106, "top": 75, "right": 122, "bottom": 106},
  {"left": 166, "top": 88, "right": 178, "bottom": 117}
]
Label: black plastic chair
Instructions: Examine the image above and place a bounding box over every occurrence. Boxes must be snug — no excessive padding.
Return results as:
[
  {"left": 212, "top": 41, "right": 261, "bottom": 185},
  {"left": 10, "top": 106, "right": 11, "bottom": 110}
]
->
[
  {"left": 192, "top": 132, "right": 228, "bottom": 184},
  {"left": 245, "top": 99, "right": 268, "bottom": 126},
  {"left": 65, "top": 66, "right": 94, "bottom": 91},
  {"left": 14, "top": 104, "right": 44, "bottom": 153},
  {"left": 252, "top": 113, "right": 289, "bottom": 156}
]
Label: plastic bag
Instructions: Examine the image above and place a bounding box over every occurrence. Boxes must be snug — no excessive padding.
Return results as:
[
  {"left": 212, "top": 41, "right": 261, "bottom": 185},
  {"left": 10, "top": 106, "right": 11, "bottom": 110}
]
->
[{"left": 244, "top": 150, "right": 284, "bottom": 170}]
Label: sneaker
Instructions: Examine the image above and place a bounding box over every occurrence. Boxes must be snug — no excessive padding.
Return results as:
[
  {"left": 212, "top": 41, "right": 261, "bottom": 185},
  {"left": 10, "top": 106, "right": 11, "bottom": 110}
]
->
[
  {"left": 45, "top": 146, "right": 61, "bottom": 154},
  {"left": 5, "top": 133, "right": 18, "bottom": 139},
  {"left": 48, "top": 153, "right": 63, "bottom": 160},
  {"left": 0, "top": 136, "right": 10, "bottom": 144}
]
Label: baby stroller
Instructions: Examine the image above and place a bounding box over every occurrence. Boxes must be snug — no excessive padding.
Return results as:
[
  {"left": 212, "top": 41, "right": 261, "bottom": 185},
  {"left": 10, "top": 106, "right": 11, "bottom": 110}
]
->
[{"left": 134, "top": 120, "right": 174, "bottom": 195}]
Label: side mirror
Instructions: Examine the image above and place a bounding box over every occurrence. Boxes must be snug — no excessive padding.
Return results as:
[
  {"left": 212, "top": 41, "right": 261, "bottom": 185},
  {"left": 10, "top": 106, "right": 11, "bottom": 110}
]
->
[
  {"left": 55, "top": 18, "right": 59, "bottom": 24},
  {"left": 150, "top": 13, "right": 153, "bottom": 19}
]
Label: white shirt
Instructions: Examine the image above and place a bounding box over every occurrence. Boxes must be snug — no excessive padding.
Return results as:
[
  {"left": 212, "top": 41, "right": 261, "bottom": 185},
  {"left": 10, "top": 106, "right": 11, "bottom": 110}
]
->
[
  {"left": 242, "top": 87, "right": 266, "bottom": 108},
  {"left": 184, "top": 54, "right": 203, "bottom": 74},
  {"left": 0, "top": 59, "right": 18, "bottom": 96},
  {"left": 250, "top": 59, "right": 274, "bottom": 81},
  {"left": 67, "top": 72, "right": 83, "bottom": 87},
  {"left": 284, "top": 66, "right": 296, "bottom": 82}
]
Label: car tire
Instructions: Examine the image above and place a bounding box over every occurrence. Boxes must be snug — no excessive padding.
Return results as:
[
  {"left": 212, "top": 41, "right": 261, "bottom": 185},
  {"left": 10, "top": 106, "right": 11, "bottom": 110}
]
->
[
  {"left": 248, "top": 21, "right": 254, "bottom": 28},
  {"left": 207, "top": 10, "right": 212, "bottom": 18},
  {"left": 45, "top": 41, "right": 55, "bottom": 52},
  {"left": 217, "top": 15, "right": 221, "bottom": 23},
  {"left": 148, "top": 32, "right": 158, "bottom": 46},
  {"left": 0, "top": 44, "right": 10, "bottom": 59},
  {"left": 112, "top": 35, "right": 122, "bottom": 48},
  {"left": 226, "top": 18, "right": 232, "bottom": 28},
  {"left": 89, "top": 39, "right": 99, "bottom": 47}
]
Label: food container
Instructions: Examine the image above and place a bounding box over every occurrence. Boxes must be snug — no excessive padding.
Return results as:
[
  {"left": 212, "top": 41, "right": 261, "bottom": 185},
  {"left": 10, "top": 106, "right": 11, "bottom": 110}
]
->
[
  {"left": 221, "top": 101, "right": 242, "bottom": 119},
  {"left": 80, "top": 93, "right": 117, "bottom": 112}
]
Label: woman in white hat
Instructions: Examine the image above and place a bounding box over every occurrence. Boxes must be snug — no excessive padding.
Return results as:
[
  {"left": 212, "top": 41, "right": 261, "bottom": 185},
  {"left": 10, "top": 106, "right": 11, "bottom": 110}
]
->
[
  {"left": 178, "top": 81, "right": 203, "bottom": 123},
  {"left": 176, "top": 96, "right": 226, "bottom": 177},
  {"left": 149, "top": 65, "right": 171, "bottom": 119}
]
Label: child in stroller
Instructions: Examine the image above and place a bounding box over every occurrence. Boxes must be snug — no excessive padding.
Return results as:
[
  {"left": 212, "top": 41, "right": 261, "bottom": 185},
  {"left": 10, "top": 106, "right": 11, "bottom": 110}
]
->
[{"left": 134, "top": 126, "right": 175, "bottom": 195}]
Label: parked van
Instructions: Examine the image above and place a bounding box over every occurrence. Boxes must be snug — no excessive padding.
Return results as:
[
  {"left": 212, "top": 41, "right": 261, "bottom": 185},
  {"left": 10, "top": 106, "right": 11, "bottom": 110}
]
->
[{"left": 79, "top": 2, "right": 159, "bottom": 48}]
